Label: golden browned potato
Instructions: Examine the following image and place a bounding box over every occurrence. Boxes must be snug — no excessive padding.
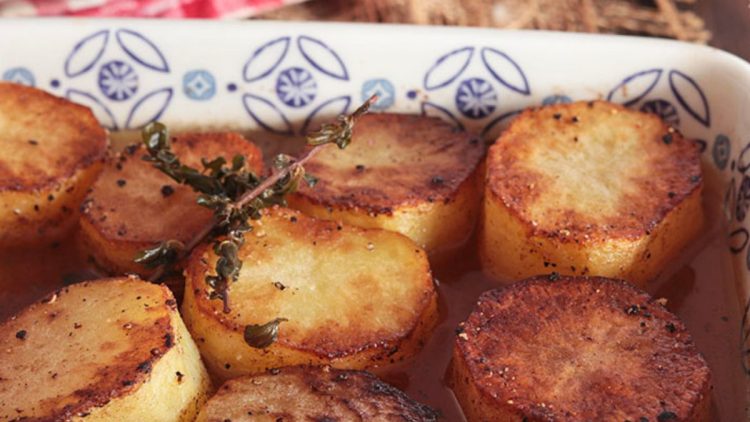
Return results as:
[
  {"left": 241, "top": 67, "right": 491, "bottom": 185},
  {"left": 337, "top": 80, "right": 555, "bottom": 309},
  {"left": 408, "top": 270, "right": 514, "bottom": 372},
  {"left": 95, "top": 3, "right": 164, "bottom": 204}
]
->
[
  {"left": 79, "top": 132, "right": 263, "bottom": 277},
  {"left": 449, "top": 275, "right": 712, "bottom": 422},
  {"left": 479, "top": 101, "right": 703, "bottom": 287},
  {"left": 182, "top": 206, "right": 438, "bottom": 381},
  {"left": 287, "top": 113, "right": 485, "bottom": 254},
  {"left": 0, "top": 277, "right": 212, "bottom": 421},
  {"left": 0, "top": 82, "right": 107, "bottom": 246},
  {"left": 196, "top": 366, "right": 438, "bottom": 422}
]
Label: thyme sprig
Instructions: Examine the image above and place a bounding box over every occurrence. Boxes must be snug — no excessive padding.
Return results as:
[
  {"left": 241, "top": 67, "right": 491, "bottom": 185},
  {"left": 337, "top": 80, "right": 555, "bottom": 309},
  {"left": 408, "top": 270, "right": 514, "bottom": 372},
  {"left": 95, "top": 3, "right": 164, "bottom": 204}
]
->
[{"left": 135, "top": 95, "right": 377, "bottom": 323}]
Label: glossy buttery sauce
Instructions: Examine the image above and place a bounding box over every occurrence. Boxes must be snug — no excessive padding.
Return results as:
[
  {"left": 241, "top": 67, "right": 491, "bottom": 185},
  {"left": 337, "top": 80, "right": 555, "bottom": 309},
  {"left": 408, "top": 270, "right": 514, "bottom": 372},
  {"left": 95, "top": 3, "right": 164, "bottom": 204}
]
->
[{"left": 0, "top": 134, "right": 745, "bottom": 421}]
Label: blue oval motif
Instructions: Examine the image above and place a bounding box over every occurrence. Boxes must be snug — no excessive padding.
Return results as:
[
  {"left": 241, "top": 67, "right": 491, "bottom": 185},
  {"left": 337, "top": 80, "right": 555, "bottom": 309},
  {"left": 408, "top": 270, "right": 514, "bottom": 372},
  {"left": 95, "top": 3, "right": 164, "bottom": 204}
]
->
[
  {"left": 480, "top": 47, "right": 529, "bottom": 95},
  {"left": 65, "top": 29, "right": 109, "bottom": 78},
  {"left": 421, "top": 101, "right": 463, "bottom": 129},
  {"left": 423, "top": 46, "right": 473, "bottom": 91},
  {"left": 66, "top": 89, "right": 118, "bottom": 130},
  {"left": 713, "top": 134, "right": 731, "bottom": 170},
  {"left": 242, "top": 93, "right": 294, "bottom": 135},
  {"left": 297, "top": 36, "right": 348, "bottom": 81},
  {"left": 276, "top": 67, "right": 317, "bottom": 108},
  {"left": 607, "top": 68, "right": 662, "bottom": 106},
  {"left": 669, "top": 70, "right": 710, "bottom": 127},
  {"left": 302, "top": 96, "right": 351, "bottom": 135},
  {"left": 729, "top": 227, "right": 749, "bottom": 254},
  {"left": 482, "top": 109, "right": 522, "bottom": 139},
  {"left": 116, "top": 29, "right": 169, "bottom": 73},
  {"left": 125, "top": 87, "right": 173, "bottom": 129},
  {"left": 243, "top": 37, "right": 291, "bottom": 83},
  {"left": 455, "top": 78, "right": 497, "bottom": 119},
  {"left": 98, "top": 60, "right": 138, "bottom": 101}
]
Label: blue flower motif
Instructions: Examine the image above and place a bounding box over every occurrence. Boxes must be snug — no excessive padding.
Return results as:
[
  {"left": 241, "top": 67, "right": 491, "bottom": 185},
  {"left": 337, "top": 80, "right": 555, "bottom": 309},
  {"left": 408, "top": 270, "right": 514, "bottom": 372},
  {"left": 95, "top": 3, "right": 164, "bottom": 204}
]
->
[
  {"left": 2, "top": 67, "right": 35, "bottom": 86},
  {"left": 98, "top": 60, "right": 138, "bottom": 101},
  {"left": 276, "top": 67, "right": 317, "bottom": 108},
  {"left": 362, "top": 79, "right": 395, "bottom": 110},
  {"left": 183, "top": 70, "right": 216, "bottom": 101},
  {"left": 640, "top": 99, "right": 679, "bottom": 126},
  {"left": 455, "top": 78, "right": 497, "bottom": 119}
]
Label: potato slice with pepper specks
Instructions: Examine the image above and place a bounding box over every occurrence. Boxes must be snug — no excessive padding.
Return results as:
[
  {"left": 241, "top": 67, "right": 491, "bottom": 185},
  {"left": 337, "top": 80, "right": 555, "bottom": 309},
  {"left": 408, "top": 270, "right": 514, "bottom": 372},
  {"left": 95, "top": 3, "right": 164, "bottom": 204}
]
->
[
  {"left": 287, "top": 113, "right": 484, "bottom": 254},
  {"left": 479, "top": 101, "right": 703, "bottom": 287},
  {"left": 0, "top": 277, "right": 212, "bottom": 421},
  {"left": 196, "top": 366, "right": 438, "bottom": 422},
  {"left": 182, "top": 206, "right": 438, "bottom": 381},
  {"left": 0, "top": 82, "right": 107, "bottom": 247},
  {"left": 449, "top": 275, "right": 711, "bottom": 422},
  {"left": 79, "top": 132, "right": 263, "bottom": 278}
]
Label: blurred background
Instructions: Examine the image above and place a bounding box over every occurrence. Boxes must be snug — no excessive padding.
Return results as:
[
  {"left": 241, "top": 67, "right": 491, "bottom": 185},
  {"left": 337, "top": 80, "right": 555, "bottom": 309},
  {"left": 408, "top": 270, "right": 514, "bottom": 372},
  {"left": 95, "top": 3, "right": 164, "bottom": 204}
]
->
[{"left": 1, "top": 0, "right": 748, "bottom": 60}]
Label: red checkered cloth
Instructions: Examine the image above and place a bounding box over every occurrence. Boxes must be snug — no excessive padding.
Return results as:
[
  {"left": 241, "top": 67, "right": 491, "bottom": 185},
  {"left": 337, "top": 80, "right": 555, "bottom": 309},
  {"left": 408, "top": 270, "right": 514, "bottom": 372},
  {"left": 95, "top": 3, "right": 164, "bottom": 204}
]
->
[{"left": 0, "top": 0, "right": 305, "bottom": 17}]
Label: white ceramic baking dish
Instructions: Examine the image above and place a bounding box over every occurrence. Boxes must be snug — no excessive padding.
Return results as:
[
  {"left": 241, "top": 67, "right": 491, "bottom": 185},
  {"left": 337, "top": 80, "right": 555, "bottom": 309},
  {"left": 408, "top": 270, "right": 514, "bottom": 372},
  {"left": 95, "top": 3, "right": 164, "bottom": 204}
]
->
[{"left": 0, "top": 19, "right": 748, "bottom": 420}]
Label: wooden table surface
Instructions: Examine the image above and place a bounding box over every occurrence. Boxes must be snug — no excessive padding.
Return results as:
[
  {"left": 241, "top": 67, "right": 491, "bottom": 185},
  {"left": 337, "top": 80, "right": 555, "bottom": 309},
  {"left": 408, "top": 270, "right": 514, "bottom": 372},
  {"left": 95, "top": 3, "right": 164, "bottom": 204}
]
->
[{"left": 697, "top": 0, "right": 750, "bottom": 60}]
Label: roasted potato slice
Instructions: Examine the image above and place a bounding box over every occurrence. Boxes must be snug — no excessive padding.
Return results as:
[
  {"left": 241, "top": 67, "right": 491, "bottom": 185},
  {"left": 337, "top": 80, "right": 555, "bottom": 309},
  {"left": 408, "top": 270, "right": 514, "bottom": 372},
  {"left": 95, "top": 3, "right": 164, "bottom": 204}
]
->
[
  {"left": 0, "top": 82, "right": 107, "bottom": 246},
  {"left": 79, "top": 132, "right": 263, "bottom": 277},
  {"left": 479, "top": 101, "right": 703, "bottom": 287},
  {"left": 0, "top": 277, "right": 212, "bottom": 421},
  {"left": 182, "top": 206, "right": 438, "bottom": 381},
  {"left": 288, "top": 113, "right": 484, "bottom": 254},
  {"left": 449, "top": 275, "right": 711, "bottom": 422},
  {"left": 196, "top": 366, "right": 438, "bottom": 422}
]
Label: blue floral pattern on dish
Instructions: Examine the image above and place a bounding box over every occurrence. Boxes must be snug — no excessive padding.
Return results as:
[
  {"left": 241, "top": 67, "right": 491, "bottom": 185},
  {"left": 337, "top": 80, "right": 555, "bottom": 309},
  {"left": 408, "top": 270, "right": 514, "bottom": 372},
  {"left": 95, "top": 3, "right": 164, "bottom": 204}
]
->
[
  {"left": 98, "top": 60, "right": 138, "bottom": 101},
  {"left": 455, "top": 77, "right": 497, "bottom": 119},
  {"left": 607, "top": 67, "right": 709, "bottom": 128},
  {"left": 240, "top": 35, "right": 350, "bottom": 135},
  {"left": 421, "top": 45, "right": 529, "bottom": 135},
  {"left": 2, "top": 67, "right": 35, "bottom": 86},
  {"left": 62, "top": 28, "right": 171, "bottom": 130},
  {"left": 276, "top": 67, "right": 317, "bottom": 108},
  {"left": 640, "top": 99, "right": 679, "bottom": 126}
]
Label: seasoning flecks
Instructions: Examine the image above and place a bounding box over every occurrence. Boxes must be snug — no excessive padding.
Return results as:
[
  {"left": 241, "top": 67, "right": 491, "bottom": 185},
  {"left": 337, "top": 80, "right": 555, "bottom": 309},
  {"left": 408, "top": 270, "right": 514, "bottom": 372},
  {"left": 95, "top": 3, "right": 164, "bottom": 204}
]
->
[
  {"left": 15, "top": 330, "right": 27, "bottom": 340},
  {"left": 624, "top": 304, "right": 641, "bottom": 315},
  {"left": 657, "top": 411, "right": 678, "bottom": 421},
  {"left": 161, "top": 185, "right": 175, "bottom": 197}
]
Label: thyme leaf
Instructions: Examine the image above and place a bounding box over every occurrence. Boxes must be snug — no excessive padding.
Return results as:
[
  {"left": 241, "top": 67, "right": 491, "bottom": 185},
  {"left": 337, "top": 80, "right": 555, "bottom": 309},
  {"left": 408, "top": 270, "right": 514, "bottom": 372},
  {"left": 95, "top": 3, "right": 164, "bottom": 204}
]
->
[
  {"left": 243, "top": 318, "right": 288, "bottom": 349},
  {"left": 135, "top": 95, "right": 377, "bottom": 345}
]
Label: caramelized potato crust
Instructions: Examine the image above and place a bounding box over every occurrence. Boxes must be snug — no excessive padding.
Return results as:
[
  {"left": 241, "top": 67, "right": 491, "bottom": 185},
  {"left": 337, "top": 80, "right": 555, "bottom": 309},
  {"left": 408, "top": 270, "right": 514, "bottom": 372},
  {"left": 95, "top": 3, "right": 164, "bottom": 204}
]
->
[
  {"left": 0, "top": 277, "right": 212, "bottom": 421},
  {"left": 480, "top": 101, "right": 703, "bottom": 287},
  {"left": 449, "top": 275, "right": 712, "bottom": 422},
  {"left": 288, "top": 113, "right": 485, "bottom": 254},
  {"left": 0, "top": 82, "right": 107, "bottom": 246},
  {"left": 79, "top": 132, "right": 263, "bottom": 277},
  {"left": 182, "top": 206, "right": 438, "bottom": 381},
  {"left": 196, "top": 366, "right": 438, "bottom": 422}
]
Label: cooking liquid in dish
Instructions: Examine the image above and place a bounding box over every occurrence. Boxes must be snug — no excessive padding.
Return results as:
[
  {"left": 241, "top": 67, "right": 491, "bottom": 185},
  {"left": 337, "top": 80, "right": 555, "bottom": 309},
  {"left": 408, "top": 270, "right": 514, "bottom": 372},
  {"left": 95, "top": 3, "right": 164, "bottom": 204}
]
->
[{"left": 0, "top": 134, "right": 744, "bottom": 421}]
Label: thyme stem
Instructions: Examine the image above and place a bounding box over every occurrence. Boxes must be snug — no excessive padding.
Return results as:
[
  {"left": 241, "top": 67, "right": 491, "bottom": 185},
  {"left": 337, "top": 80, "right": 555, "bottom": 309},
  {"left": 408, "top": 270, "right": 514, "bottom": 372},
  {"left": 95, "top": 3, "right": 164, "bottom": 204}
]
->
[{"left": 144, "top": 94, "right": 378, "bottom": 292}]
